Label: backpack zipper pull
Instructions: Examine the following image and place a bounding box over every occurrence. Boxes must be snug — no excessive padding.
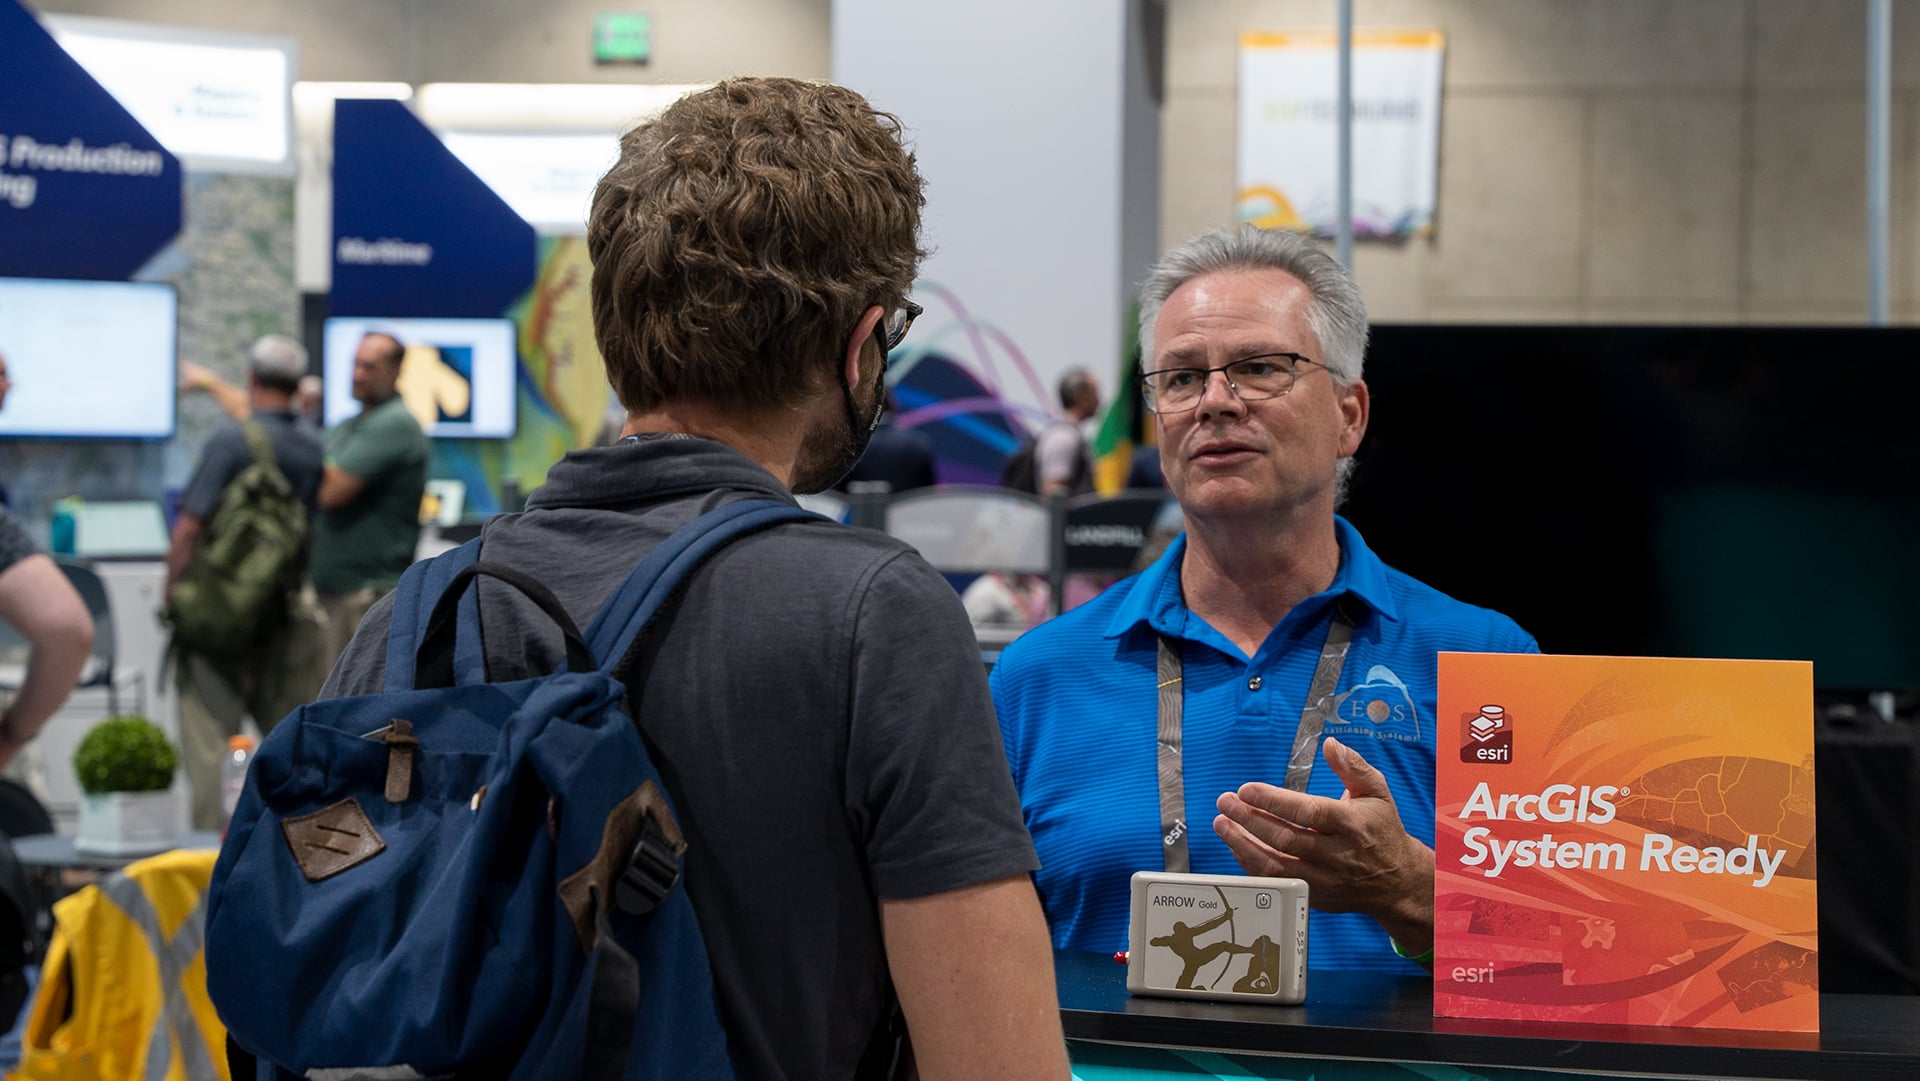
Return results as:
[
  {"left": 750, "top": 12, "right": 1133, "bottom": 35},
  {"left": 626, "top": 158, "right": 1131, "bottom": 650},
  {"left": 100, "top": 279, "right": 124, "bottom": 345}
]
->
[{"left": 382, "top": 719, "right": 419, "bottom": 803}]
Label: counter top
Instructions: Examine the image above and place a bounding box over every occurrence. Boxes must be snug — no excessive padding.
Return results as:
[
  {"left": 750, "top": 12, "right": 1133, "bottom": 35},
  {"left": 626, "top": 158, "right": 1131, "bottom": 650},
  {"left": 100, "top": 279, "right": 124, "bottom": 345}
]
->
[{"left": 1055, "top": 950, "right": 1920, "bottom": 1080}]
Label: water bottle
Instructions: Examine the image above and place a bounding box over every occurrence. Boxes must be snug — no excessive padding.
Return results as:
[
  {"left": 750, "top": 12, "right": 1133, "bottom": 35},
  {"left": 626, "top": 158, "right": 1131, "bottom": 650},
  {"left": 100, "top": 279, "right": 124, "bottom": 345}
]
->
[
  {"left": 49, "top": 497, "right": 80, "bottom": 556},
  {"left": 221, "top": 734, "right": 257, "bottom": 835}
]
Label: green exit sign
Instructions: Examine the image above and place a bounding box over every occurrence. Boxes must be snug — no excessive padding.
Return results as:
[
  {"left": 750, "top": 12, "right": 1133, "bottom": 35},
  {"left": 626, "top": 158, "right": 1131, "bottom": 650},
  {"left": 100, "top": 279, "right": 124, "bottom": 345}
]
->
[{"left": 593, "top": 13, "right": 652, "bottom": 64}]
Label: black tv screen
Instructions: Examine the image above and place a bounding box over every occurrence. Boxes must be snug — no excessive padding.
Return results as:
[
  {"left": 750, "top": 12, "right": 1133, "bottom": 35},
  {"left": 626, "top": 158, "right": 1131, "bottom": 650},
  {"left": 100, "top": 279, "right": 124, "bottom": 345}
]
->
[
  {"left": 0, "top": 276, "right": 177, "bottom": 439},
  {"left": 1343, "top": 325, "right": 1920, "bottom": 692}
]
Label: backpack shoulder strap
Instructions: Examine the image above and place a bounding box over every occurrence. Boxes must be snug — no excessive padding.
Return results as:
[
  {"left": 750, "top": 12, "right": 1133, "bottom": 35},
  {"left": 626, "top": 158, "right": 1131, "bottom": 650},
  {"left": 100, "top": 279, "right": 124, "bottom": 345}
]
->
[
  {"left": 581, "top": 498, "right": 821, "bottom": 674},
  {"left": 240, "top": 420, "right": 272, "bottom": 464},
  {"left": 239, "top": 420, "right": 290, "bottom": 486},
  {"left": 383, "top": 537, "right": 483, "bottom": 692}
]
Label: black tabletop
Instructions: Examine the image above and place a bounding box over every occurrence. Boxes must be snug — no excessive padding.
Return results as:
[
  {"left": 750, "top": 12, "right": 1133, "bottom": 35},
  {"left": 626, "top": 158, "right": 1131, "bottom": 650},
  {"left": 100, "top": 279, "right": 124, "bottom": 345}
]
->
[
  {"left": 1056, "top": 950, "right": 1920, "bottom": 1080},
  {"left": 11, "top": 832, "right": 222, "bottom": 871}
]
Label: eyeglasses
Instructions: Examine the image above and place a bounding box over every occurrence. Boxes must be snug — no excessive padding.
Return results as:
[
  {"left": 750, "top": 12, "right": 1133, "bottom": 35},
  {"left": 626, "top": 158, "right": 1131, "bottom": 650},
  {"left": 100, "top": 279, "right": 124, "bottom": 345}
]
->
[
  {"left": 1138, "top": 353, "right": 1326, "bottom": 414},
  {"left": 880, "top": 301, "right": 923, "bottom": 353}
]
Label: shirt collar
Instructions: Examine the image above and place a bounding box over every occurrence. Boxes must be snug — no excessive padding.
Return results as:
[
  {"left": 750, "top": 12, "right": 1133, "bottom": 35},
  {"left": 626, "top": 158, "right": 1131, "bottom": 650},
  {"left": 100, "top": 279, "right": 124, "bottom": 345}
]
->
[
  {"left": 1333, "top": 515, "right": 1399, "bottom": 622},
  {"left": 526, "top": 433, "right": 795, "bottom": 511},
  {"left": 1103, "top": 514, "right": 1400, "bottom": 642}
]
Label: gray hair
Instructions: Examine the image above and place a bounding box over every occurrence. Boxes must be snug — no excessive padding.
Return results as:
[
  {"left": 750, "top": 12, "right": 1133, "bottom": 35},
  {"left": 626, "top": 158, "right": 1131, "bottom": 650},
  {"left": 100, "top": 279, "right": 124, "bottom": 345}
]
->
[
  {"left": 247, "top": 334, "right": 309, "bottom": 393},
  {"left": 1137, "top": 225, "right": 1369, "bottom": 504},
  {"left": 1138, "top": 225, "right": 1368, "bottom": 383}
]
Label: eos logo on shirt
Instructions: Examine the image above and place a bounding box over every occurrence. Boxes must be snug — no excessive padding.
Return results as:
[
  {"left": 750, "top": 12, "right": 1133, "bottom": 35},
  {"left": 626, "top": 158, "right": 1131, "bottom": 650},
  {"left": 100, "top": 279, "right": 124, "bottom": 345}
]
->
[{"left": 1331, "top": 664, "right": 1421, "bottom": 742}]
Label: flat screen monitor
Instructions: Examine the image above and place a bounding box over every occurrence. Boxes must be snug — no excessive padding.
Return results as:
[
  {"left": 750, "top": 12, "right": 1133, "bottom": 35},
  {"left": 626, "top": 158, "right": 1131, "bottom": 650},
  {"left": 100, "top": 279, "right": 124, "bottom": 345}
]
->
[
  {"left": 0, "top": 276, "right": 177, "bottom": 439},
  {"left": 1344, "top": 324, "right": 1920, "bottom": 692},
  {"left": 321, "top": 317, "right": 517, "bottom": 439}
]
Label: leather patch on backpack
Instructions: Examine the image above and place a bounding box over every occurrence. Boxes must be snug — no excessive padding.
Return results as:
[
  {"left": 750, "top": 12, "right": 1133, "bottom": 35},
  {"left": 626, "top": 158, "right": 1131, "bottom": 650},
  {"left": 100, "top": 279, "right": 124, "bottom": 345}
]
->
[
  {"left": 283, "top": 798, "right": 387, "bottom": 882},
  {"left": 557, "top": 781, "right": 685, "bottom": 951}
]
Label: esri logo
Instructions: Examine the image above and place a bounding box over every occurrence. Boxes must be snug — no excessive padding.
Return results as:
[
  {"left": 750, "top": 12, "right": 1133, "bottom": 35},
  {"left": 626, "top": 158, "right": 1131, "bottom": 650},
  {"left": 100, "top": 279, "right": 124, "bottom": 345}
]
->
[{"left": 1460, "top": 704, "right": 1512, "bottom": 764}]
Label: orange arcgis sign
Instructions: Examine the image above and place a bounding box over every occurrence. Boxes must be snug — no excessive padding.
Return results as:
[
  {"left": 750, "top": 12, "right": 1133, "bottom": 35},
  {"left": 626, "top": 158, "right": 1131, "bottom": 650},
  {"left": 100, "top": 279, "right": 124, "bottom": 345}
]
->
[{"left": 1434, "top": 653, "right": 1817, "bottom": 1033}]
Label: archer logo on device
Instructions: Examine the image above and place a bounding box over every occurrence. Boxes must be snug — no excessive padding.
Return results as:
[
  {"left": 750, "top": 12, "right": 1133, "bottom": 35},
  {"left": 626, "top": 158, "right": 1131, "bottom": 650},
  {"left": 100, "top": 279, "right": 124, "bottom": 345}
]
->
[
  {"left": 1460, "top": 704, "right": 1512, "bottom": 764},
  {"left": 1128, "top": 871, "right": 1308, "bottom": 1005}
]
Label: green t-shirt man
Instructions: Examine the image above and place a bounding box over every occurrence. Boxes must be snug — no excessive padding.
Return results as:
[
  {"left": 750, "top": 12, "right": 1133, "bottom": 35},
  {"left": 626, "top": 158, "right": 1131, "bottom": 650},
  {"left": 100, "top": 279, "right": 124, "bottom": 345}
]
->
[{"left": 310, "top": 393, "right": 428, "bottom": 595}]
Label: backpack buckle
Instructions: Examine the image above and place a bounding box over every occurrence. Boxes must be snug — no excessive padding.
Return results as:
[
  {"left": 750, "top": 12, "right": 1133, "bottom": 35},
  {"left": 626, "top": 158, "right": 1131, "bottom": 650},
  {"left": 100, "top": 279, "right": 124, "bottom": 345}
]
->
[{"left": 613, "top": 813, "right": 682, "bottom": 916}]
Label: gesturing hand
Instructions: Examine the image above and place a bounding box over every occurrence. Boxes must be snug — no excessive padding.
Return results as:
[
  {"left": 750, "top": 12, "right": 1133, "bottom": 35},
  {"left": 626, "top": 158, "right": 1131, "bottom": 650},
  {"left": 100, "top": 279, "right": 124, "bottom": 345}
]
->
[{"left": 1213, "top": 736, "right": 1434, "bottom": 955}]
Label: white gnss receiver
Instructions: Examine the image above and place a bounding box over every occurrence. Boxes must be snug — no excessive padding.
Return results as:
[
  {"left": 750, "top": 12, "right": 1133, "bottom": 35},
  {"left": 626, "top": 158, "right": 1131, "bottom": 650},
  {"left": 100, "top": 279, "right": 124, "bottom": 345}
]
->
[{"left": 1126, "top": 871, "right": 1308, "bottom": 1005}]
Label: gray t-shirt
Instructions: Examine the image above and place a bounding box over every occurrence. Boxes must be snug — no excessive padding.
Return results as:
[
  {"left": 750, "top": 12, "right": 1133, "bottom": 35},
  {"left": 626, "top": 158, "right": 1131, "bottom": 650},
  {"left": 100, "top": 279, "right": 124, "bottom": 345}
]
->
[
  {"left": 179, "top": 411, "right": 324, "bottom": 519},
  {"left": 324, "top": 436, "right": 1039, "bottom": 1081}
]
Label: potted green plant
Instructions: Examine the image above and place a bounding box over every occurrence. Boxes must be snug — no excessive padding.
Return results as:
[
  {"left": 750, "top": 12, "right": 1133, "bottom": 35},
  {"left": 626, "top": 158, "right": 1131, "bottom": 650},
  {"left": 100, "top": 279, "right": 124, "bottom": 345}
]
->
[{"left": 72, "top": 715, "right": 180, "bottom": 856}]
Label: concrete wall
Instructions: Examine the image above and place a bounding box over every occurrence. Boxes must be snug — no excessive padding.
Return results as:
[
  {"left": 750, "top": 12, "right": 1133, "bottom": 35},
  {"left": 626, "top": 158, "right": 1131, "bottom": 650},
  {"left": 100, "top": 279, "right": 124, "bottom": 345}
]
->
[
  {"left": 836, "top": 0, "right": 1159, "bottom": 420},
  {"left": 1165, "top": 0, "right": 1916, "bottom": 324},
  {"left": 37, "top": 0, "right": 1919, "bottom": 325}
]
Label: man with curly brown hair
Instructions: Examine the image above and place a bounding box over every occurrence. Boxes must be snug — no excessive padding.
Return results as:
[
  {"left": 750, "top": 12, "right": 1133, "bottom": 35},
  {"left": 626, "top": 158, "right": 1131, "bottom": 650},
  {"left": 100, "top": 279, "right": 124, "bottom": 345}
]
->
[{"left": 323, "top": 78, "right": 1068, "bottom": 1081}]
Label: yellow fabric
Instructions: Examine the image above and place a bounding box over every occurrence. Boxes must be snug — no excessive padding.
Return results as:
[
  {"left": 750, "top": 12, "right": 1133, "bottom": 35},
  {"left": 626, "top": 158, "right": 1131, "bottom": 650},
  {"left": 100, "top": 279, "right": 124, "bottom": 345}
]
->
[{"left": 8, "top": 849, "right": 227, "bottom": 1081}]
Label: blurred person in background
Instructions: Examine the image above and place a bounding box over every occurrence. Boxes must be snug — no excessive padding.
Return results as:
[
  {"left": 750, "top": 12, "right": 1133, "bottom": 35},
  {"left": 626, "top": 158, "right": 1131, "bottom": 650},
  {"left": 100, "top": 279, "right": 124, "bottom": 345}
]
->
[
  {"left": 1035, "top": 368, "right": 1100, "bottom": 497},
  {"left": 309, "top": 331, "right": 428, "bottom": 671},
  {"left": 167, "top": 335, "right": 327, "bottom": 830},
  {"left": 0, "top": 512, "right": 92, "bottom": 773},
  {"left": 0, "top": 354, "right": 93, "bottom": 780}
]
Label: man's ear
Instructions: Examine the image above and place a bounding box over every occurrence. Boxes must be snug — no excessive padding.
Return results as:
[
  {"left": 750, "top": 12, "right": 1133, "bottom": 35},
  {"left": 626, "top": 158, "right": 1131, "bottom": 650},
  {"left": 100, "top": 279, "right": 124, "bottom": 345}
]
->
[
  {"left": 1338, "top": 377, "right": 1370, "bottom": 457},
  {"left": 843, "top": 304, "right": 888, "bottom": 389}
]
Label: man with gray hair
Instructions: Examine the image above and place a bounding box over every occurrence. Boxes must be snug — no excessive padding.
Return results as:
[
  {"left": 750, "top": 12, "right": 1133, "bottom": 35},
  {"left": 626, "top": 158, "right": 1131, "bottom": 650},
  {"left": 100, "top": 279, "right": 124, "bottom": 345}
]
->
[
  {"left": 167, "top": 334, "right": 327, "bottom": 830},
  {"left": 992, "top": 225, "right": 1536, "bottom": 975}
]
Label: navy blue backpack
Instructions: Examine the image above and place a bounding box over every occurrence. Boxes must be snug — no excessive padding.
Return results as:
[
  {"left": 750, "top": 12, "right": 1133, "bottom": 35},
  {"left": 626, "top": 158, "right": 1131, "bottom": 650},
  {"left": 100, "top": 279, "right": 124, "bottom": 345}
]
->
[{"left": 205, "top": 499, "right": 818, "bottom": 1080}]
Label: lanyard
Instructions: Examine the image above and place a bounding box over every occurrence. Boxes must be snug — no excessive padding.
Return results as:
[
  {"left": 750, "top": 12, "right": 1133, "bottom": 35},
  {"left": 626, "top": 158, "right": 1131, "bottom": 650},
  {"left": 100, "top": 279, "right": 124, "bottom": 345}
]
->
[{"left": 1156, "top": 601, "right": 1356, "bottom": 873}]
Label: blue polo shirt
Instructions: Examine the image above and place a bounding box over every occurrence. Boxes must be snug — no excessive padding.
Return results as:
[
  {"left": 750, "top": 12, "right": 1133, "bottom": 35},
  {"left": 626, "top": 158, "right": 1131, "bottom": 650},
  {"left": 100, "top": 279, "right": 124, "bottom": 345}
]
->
[{"left": 991, "top": 516, "right": 1538, "bottom": 974}]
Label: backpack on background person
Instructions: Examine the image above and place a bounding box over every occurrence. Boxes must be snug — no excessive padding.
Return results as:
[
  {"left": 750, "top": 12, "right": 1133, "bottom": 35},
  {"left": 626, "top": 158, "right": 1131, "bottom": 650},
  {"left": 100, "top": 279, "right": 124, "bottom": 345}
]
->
[
  {"left": 997, "top": 432, "right": 1042, "bottom": 493},
  {"left": 163, "top": 421, "right": 307, "bottom": 656},
  {"left": 203, "top": 500, "right": 818, "bottom": 1081},
  {"left": 998, "top": 420, "right": 1094, "bottom": 497}
]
